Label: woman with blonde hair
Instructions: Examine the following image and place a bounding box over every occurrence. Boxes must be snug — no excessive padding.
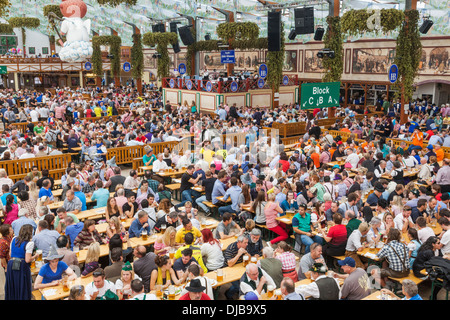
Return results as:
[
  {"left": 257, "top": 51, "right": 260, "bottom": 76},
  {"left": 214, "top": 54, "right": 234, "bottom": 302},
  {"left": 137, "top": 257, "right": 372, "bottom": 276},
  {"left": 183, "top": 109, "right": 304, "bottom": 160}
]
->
[
  {"left": 28, "top": 181, "right": 40, "bottom": 201},
  {"left": 106, "top": 216, "right": 126, "bottom": 241},
  {"left": 115, "top": 261, "right": 141, "bottom": 300},
  {"left": 81, "top": 242, "right": 101, "bottom": 278},
  {"left": 154, "top": 226, "right": 178, "bottom": 255},
  {"left": 391, "top": 195, "right": 403, "bottom": 217}
]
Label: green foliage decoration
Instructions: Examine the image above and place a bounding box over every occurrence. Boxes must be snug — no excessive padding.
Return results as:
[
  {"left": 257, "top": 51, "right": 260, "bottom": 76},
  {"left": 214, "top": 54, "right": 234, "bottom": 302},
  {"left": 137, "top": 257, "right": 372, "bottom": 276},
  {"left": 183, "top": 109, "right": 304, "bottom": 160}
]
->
[
  {"left": 216, "top": 22, "right": 259, "bottom": 40},
  {"left": 8, "top": 17, "right": 40, "bottom": 29},
  {"left": 131, "top": 33, "right": 143, "bottom": 79},
  {"left": 341, "top": 8, "right": 404, "bottom": 36},
  {"left": 393, "top": 9, "right": 422, "bottom": 103},
  {"left": 142, "top": 32, "right": 178, "bottom": 79},
  {"left": 322, "top": 16, "right": 343, "bottom": 83},
  {"left": 266, "top": 23, "right": 284, "bottom": 93},
  {"left": 43, "top": 5, "right": 63, "bottom": 33},
  {"left": 92, "top": 35, "right": 122, "bottom": 78},
  {"left": 0, "top": 0, "right": 11, "bottom": 18},
  {"left": 96, "top": 0, "right": 137, "bottom": 6},
  {"left": 0, "top": 23, "right": 13, "bottom": 34}
]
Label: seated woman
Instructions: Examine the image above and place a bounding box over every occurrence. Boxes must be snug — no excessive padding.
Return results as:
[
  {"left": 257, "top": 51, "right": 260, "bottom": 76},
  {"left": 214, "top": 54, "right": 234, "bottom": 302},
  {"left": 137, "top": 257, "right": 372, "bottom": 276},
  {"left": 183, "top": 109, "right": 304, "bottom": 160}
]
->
[
  {"left": 318, "top": 213, "right": 348, "bottom": 269},
  {"left": 73, "top": 219, "right": 106, "bottom": 250},
  {"left": 106, "top": 216, "right": 127, "bottom": 242},
  {"left": 105, "top": 197, "right": 123, "bottom": 222},
  {"left": 156, "top": 198, "right": 172, "bottom": 219},
  {"left": 149, "top": 255, "right": 182, "bottom": 291},
  {"left": 81, "top": 242, "right": 101, "bottom": 278},
  {"left": 274, "top": 241, "right": 298, "bottom": 282},
  {"left": 200, "top": 228, "right": 224, "bottom": 272},
  {"left": 34, "top": 245, "right": 77, "bottom": 290},
  {"left": 280, "top": 190, "right": 299, "bottom": 215},
  {"left": 156, "top": 183, "right": 171, "bottom": 203},
  {"left": 154, "top": 226, "right": 178, "bottom": 256},
  {"left": 115, "top": 261, "right": 141, "bottom": 300}
]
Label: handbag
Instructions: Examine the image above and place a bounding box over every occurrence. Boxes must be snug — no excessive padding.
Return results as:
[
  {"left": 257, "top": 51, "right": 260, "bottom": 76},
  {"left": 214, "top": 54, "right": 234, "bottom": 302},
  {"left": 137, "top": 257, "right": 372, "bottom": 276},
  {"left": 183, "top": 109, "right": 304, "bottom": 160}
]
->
[{"left": 11, "top": 257, "right": 22, "bottom": 271}]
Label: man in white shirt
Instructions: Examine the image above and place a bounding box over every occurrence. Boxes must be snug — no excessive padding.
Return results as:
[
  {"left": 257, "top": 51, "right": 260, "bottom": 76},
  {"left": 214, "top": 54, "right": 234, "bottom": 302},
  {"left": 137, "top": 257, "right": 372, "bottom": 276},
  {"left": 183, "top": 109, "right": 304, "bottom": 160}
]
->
[
  {"left": 29, "top": 107, "right": 39, "bottom": 122},
  {"left": 240, "top": 263, "right": 275, "bottom": 299},
  {"left": 439, "top": 217, "right": 450, "bottom": 256},
  {"left": 393, "top": 206, "right": 414, "bottom": 233},
  {"left": 19, "top": 148, "right": 35, "bottom": 159},
  {"left": 84, "top": 268, "right": 116, "bottom": 300},
  {"left": 345, "top": 149, "right": 360, "bottom": 169},
  {"left": 295, "top": 263, "right": 341, "bottom": 299},
  {"left": 416, "top": 216, "right": 435, "bottom": 244},
  {"left": 152, "top": 153, "right": 170, "bottom": 173},
  {"left": 128, "top": 279, "right": 157, "bottom": 300}
]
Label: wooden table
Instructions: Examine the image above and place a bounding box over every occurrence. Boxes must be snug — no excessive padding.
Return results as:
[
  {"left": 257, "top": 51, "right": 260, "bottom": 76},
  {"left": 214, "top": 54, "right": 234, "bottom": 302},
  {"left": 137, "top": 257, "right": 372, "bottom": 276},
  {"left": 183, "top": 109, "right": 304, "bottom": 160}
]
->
[
  {"left": 276, "top": 214, "right": 295, "bottom": 226},
  {"left": 95, "top": 218, "right": 133, "bottom": 234},
  {"left": 362, "top": 290, "right": 383, "bottom": 300},
  {"left": 156, "top": 169, "right": 187, "bottom": 178},
  {"left": 381, "top": 168, "right": 420, "bottom": 180},
  {"left": 40, "top": 275, "right": 94, "bottom": 300},
  {"left": 139, "top": 166, "right": 153, "bottom": 171},
  {"left": 77, "top": 242, "right": 129, "bottom": 264},
  {"left": 75, "top": 207, "right": 107, "bottom": 221},
  {"left": 216, "top": 196, "right": 231, "bottom": 203}
]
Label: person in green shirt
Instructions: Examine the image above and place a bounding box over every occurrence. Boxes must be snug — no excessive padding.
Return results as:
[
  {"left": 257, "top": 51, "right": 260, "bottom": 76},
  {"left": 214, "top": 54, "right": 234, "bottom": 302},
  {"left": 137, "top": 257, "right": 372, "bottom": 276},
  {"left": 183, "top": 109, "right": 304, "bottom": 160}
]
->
[
  {"left": 292, "top": 204, "right": 323, "bottom": 254},
  {"left": 54, "top": 207, "right": 80, "bottom": 234},
  {"left": 143, "top": 148, "right": 157, "bottom": 166},
  {"left": 311, "top": 175, "right": 326, "bottom": 202},
  {"left": 345, "top": 211, "right": 361, "bottom": 238},
  {"left": 34, "top": 122, "right": 44, "bottom": 135},
  {"left": 382, "top": 96, "right": 390, "bottom": 114}
]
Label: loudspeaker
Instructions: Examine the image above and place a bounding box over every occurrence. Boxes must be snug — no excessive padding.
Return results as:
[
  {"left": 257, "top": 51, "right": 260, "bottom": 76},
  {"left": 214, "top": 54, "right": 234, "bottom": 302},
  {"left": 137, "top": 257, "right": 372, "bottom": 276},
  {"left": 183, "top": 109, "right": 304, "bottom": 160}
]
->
[
  {"left": 268, "top": 11, "right": 281, "bottom": 52},
  {"left": 419, "top": 19, "right": 433, "bottom": 34},
  {"left": 288, "top": 29, "right": 296, "bottom": 40},
  {"left": 314, "top": 27, "right": 324, "bottom": 41},
  {"left": 205, "top": 34, "right": 211, "bottom": 41},
  {"left": 172, "top": 42, "right": 180, "bottom": 53},
  {"left": 169, "top": 22, "right": 178, "bottom": 34},
  {"left": 294, "top": 7, "right": 314, "bottom": 35},
  {"left": 178, "top": 26, "right": 195, "bottom": 46},
  {"left": 152, "top": 23, "right": 165, "bottom": 33}
]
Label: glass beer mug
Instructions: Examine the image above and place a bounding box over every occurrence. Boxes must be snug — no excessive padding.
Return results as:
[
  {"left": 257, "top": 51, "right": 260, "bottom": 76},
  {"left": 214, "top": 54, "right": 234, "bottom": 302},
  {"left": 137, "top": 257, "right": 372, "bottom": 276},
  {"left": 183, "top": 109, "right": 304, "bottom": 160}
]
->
[
  {"left": 267, "top": 284, "right": 274, "bottom": 298},
  {"left": 168, "top": 285, "right": 176, "bottom": 300},
  {"left": 216, "top": 269, "right": 224, "bottom": 282},
  {"left": 141, "top": 230, "right": 148, "bottom": 240},
  {"left": 243, "top": 254, "right": 249, "bottom": 267}
]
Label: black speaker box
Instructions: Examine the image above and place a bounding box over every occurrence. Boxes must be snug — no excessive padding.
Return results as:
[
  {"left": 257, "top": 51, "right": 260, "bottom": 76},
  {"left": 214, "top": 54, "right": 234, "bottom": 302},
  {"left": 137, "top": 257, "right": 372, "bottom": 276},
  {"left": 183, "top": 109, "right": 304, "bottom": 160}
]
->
[
  {"left": 419, "top": 19, "right": 433, "bottom": 34},
  {"left": 314, "top": 27, "right": 324, "bottom": 41},
  {"left": 294, "top": 7, "right": 314, "bottom": 35},
  {"left": 268, "top": 11, "right": 281, "bottom": 52},
  {"left": 288, "top": 29, "right": 296, "bottom": 40},
  {"left": 178, "top": 26, "right": 195, "bottom": 46}
]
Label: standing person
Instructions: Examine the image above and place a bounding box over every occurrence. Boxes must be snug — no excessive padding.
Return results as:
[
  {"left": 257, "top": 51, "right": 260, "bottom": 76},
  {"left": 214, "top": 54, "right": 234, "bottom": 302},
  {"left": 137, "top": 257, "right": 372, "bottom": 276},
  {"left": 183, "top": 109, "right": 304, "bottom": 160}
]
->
[
  {"left": 5, "top": 225, "right": 37, "bottom": 300},
  {"left": 264, "top": 193, "right": 289, "bottom": 246}
]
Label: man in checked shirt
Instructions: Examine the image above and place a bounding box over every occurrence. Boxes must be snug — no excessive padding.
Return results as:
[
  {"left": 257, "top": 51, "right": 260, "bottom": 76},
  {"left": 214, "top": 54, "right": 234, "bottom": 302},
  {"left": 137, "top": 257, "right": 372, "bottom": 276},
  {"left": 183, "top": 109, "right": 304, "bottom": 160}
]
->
[{"left": 371, "top": 228, "right": 410, "bottom": 288}]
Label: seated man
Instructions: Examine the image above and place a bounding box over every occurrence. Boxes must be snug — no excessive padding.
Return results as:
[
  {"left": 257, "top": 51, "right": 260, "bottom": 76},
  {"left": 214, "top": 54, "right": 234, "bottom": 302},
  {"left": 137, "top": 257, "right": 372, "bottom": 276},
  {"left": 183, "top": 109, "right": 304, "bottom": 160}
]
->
[
  {"left": 218, "top": 176, "right": 242, "bottom": 217},
  {"left": 295, "top": 263, "right": 341, "bottom": 300},
  {"left": 175, "top": 217, "right": 202, "bottom": 244},
  {"left": 179, "top": 278, "right": 211, "bottom": 301},
  {"left": 331, "top": 257, "right": 371, "bottom": 300},
  {"left": 280, "top": 277, "right": 305, "bottom": 300},
  {"left": 246, "top": 228, "right": 264, "bottom": 257},
  {"left": 292, "top": 204, "right": 323, "bottom": 254},
  {"left": 223, "top": 235, "right": 249, "bottom": 300},
  {"left": 214, "top": 212, "right": 243, "bottom": 240},
  {"left": 128, "top": 279, "right": 157, "bottom": 300},
  {"left": 84, "top": 268, "right": 117, "bottom": 300},
  {"left": 174, "top": 232, "right": 207, "bottom": 274},
  {"left": 239, "top": 263, "right": 275, "bottom": 299},
  {"left": 172, "top": 248, "right": 199, "bottom": 283},
  {"left": 257, "top": 246, "right": 283, "bottom": 289},
  {"left": 297, "top": 243, "right": 325, "bottom": 280},
  {"left": 128, "top": 211, "right": 151, "bottom": 238}
]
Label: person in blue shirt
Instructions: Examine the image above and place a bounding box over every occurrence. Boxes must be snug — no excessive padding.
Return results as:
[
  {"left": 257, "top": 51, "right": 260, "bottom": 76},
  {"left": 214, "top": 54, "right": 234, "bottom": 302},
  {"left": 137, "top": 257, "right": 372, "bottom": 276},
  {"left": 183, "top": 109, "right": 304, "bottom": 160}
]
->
[
  {"left": 218, "top": 177, "right": 242, "bottom": 217},
  {"left": 33, "top": 244, "right": 77, "bottom": 290},
  {"left": 280, "top": 191, "right": 299, "bottom": 214},
  {"left": 408, "top": 117, "right": 419, "bottom": 133},
  {"left": 74, "top": 185, "right": 87, "bottom": 211},
  {"left": 11, "top": 208, "right": 37, "bottom": 236},
  {"left": 91, "top": 180, "right": 110, "bottom": 208},
  {"left": 211, "top": 172, "right": 227, "bottom": 205},
  {"left": 380, "top": 279, "right": 423, "bottom": 300},
  {"left": 129, "top": 211, "right": 151, "bottom": 238},
  {"left": 38, "top": 180, "right": 54, "bottom": 201},
  {"left": 64, "top": 216, "right": 84, "bottom": 249},
  {"left": 0, "top": 184, "right": 17, "bottom": 205}
]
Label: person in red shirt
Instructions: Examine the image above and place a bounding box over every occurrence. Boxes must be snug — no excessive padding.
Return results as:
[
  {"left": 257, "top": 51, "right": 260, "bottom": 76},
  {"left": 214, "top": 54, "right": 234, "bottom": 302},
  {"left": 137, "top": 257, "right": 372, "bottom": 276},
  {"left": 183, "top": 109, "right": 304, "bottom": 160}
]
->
[
  {"left": 317, "top": 212, "right": 348, "bottom": 269},
  {"left": 178, "top": 279, "right": 211, "bottom": 300},
  {"left": 135, "top": 132, "right": 148, "bottom": 143},
  {"left": 278, "top": 152, "right": 290, "bottom": 173}
]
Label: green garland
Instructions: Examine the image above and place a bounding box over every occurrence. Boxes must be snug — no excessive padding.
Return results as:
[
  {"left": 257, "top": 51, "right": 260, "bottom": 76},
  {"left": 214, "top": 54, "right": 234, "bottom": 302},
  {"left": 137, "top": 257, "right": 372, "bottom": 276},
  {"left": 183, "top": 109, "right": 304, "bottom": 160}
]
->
[
  {"left": 216, "top": 22, "right": 259, "bottom": 40},
  {"left": 43, "top": 5, "right": 63, "bottom": 33},
  {"left": 266, "top": 23, "right": 284, "bottom": 93},
  {"left": 322, "top": 16, "right": 343, "bottom": 83},
  {"left": 92, "top": 35, "right": 122, "bottom": 78},
  {"left": 341, "top": 9, "right": 404, "bottom": 36},
  {"left": 142, "top": 32, "right": 178, "bottom": 79},
  {"left": 8, "top": 17, "right": 40, "bottom": 29},
  {"left": 96, "top": 0, "right": 137, "bottom": 7},
  {"left": 131, "top": 33, "right": 143, "bottom": 79},
  {"left": 0, "top": 23, "right": 13, "bottom": 34},
  {"left": 393, "top": 10, "right": 422, "bottom": 103},
  {"left": 0, "top": 0, "right": 10, "bottom": 18}
]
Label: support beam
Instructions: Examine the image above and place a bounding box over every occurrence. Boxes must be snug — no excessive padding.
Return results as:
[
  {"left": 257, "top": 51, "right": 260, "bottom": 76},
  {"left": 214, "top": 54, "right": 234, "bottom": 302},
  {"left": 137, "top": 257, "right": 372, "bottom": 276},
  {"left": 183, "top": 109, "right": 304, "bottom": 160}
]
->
[
  {"left": 79, "top": 70, "right": 83, "bottom": 88},
  {"left": 14, "top": 72, "right": 19, "bottom": 91},
  {"left": 213, "top": 7, "right": 235, "bottom": 77}
]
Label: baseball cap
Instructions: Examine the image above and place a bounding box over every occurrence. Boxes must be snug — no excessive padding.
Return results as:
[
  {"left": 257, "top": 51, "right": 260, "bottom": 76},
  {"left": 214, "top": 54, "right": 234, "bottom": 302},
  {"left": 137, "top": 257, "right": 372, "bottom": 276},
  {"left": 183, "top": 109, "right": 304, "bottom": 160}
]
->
[
  {"left": 427, "top": 145, "right": 433, "bottom": 150},
  {"left": 411, "top": 189, "right": 420, "bottom": 197},
  {"left": 338, "top": 257, "right": 356, "bottom": 268},
  {"left": 244, "top": 292, "right": 259, "bottom": 300}
]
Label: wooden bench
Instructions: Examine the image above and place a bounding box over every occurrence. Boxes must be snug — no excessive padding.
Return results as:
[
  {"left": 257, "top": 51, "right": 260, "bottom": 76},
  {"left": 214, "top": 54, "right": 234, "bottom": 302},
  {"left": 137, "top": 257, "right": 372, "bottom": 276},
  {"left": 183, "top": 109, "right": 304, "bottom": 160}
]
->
[
  {"left": 0, "top": 154, "right": 72, "bottom": 182},
  {"left": 202, "top": 201, "right": 218, "bottom": 217},
  {"left": 388, "top": 270, "right": 427, "bottom": 293}
]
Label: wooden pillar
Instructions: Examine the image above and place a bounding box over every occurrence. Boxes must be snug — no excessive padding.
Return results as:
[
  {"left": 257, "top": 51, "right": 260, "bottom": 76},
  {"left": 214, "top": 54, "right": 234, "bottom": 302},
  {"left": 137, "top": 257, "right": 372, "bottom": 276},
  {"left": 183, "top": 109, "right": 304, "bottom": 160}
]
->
[
  {"left": 227, "top": 12, "right": 235, "bottom": 77},
  {"left": 133, "top": 26, "right": 143, "bottom": 96},
  {"left": 79, "top": 70, "right": 84, "bottom": 88},
  {"left": 344, "top": 83, "right": 349, "bottom": 109},
  {"left": 327, "top": 0, "right": 340, "bottom": 117}
]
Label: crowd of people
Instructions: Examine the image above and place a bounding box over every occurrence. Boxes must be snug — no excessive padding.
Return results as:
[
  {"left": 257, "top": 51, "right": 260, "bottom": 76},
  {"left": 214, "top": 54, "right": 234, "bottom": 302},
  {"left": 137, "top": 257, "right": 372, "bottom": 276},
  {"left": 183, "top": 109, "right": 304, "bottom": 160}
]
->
[{"left": 0, "top": 83, "right": 449, "bottom": 301}]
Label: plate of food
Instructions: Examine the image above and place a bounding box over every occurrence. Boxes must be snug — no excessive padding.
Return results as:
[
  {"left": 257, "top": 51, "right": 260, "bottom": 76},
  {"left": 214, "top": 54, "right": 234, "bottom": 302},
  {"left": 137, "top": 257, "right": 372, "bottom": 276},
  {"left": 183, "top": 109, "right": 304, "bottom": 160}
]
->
[
  {"left": 204, "top": 220, "right": 214, "bottom": 226},
  {"left": 208, "top": 279, "right": 218, "bottom": 287}
]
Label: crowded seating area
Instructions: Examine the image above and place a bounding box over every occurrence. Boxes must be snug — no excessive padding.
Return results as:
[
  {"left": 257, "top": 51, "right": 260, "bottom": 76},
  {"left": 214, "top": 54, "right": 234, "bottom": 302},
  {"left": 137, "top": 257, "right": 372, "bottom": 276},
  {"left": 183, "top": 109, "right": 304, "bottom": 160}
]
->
[{"left": 0, "top": 81, "right": 448, "bottom": 302}]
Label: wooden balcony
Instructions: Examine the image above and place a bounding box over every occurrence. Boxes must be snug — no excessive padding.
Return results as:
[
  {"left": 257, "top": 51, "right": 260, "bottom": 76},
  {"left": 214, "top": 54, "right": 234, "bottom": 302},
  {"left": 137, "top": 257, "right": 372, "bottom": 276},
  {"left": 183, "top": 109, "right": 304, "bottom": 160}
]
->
[{"left": 0, "top": 57, "right": 111, "bottom": 73}]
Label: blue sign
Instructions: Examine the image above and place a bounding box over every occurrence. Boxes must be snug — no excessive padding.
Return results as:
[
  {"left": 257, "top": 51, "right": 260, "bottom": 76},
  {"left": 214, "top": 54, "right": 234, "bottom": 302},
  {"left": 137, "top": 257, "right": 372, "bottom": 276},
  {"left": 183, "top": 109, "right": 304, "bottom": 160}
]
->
[
  {"left": 282, "top": 75, "right": 289, "bottom": 86},
  {"left": 257, "top": 78, "right": 265, "bottom": 89},
  {"left": 206, "top": 81, "right": 213, "bottom": 92},
  {"left": 221, "top": 50, "right": 235, "bottom": 64},
  {"left": 178, "top": 63, "right": 186, "bottom": 75},
  {"left": 259, "top": 64, "right": 268, "bottom": 79},
  {"left": 186, "top": 80, "right": 193, "bottom": 90},
  {"left": 169, "top": 78, "right": 175, "bottom": 88},
  {"left": 123, "top": 62, "right": 131, "bottom": 72},
  {"left": 230, "top": 81, "right": 238, "bottom": 92},
  {"left": 388, "top": 64, "right": 398, "bottom": 83},
  {"left": 84, "top": 62, "right": 92, "bottom": 71}
]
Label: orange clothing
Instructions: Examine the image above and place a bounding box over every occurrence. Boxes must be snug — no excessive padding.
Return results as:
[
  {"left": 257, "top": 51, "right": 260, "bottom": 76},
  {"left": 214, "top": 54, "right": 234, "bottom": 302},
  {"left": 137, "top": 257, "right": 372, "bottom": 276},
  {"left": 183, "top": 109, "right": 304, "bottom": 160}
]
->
[
  {"left": 330, "top": 147, "right": 336, "bottom": 159},
  {"left": 435, "top": 148, "right": 444, "bottom": 162},
  {"left": 311, "top": 152, "right": 320, "bottom": 168},
  {"left": 412, "top": 132, "right": 423, "bottom": 146},
  {"left": 341, "top": 128, "right": 351, "bottom": 133}
]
